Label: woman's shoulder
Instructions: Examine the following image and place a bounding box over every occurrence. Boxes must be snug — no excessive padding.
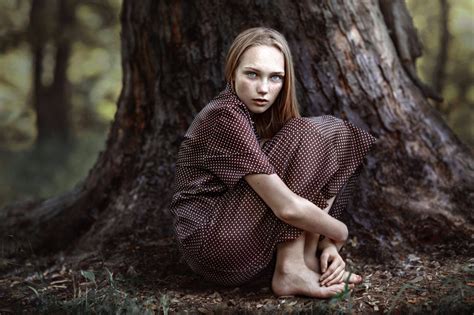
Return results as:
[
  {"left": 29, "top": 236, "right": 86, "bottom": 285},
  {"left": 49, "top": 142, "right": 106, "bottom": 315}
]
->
[
  {"left": 184, "top": 87, "right": 245, "bottom": 136},
  {"left": 202, "top": 86, "right": 248, "bottom": 120}
]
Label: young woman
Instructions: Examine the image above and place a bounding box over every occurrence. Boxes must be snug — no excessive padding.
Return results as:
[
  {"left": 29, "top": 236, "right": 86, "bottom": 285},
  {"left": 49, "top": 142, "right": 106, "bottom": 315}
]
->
[{"left": 169, "top": 27, "right": 377, "bottom": 298}]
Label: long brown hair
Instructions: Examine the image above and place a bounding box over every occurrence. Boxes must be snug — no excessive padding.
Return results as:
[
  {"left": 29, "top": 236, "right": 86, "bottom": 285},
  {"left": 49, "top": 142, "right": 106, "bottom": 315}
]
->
[{"left": 224, "top": 27, "right": 301, "bottom": 139}]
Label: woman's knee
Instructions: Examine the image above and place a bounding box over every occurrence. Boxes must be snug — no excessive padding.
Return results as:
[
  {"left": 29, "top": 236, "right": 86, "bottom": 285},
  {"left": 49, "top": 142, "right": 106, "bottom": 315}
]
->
[{"left": 284, "top": 116, "right": 340, "bottom": 133}]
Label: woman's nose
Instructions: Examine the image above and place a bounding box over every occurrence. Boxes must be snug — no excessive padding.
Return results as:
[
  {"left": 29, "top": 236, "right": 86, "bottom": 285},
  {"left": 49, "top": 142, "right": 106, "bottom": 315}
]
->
[{"left": 257, "top": 79, "right": 269, "bottom": 94}]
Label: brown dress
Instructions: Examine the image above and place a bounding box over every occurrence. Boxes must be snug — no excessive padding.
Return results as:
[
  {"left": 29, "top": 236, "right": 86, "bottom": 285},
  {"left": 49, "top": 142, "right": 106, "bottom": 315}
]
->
[{"left": 169, "top": 83, "right": 377, "bottom": 286}]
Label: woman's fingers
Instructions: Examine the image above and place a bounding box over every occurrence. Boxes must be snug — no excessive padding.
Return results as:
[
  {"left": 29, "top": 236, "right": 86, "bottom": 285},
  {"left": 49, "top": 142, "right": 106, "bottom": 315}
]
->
[
  {"left": 325, "top": 267, "right": 346, "bottom": 286},
  {"left": 320, "top": 260, "right": 345, "bottom": 285},
  {"left": 320, "top": 258, "right": 345, "bottom": 281},
  {"left": 319, "top": 252, "right": 330, "bottom": 273},
  {"left": 321, "top": 264, "right": 344, "bottom": 286}
]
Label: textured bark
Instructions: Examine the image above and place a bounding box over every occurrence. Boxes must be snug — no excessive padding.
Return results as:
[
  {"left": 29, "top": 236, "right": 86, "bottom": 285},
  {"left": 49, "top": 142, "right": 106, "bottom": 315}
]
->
[
  {"left": 379, "top": 0, "right": 443, "bottom": 102},
  {"left": 2, "top": 0, "right": 473, "bottom": 261}
]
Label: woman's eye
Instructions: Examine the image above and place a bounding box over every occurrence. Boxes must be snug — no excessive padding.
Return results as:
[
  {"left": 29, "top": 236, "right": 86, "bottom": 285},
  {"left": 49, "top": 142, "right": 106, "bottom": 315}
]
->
[
  {"left": 271, "top": 75, "right": 283, "bottom": 82},
  {"left": 246, "top": 72, "right": 257, "bottom": 79}
]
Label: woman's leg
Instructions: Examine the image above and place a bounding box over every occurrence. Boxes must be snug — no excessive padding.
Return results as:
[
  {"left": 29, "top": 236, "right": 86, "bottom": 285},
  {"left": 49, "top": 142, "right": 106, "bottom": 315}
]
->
[
  {"left": 272, "top": 195, "right": 356, "bottom": 298},
  {"left": 304, "top": 195, "right": 363, "bottom": 285},
  {"left": 272, "top": 230, "right": 354, "bottom": 298},
  {"left": 303, "top": 196, "right": 336, "bottom": 272}
]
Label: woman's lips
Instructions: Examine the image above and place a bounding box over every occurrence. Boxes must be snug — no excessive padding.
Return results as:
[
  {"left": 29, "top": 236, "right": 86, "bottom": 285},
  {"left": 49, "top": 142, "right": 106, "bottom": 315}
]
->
[{"left": 253, "top": 98, "right": 268, "bottom": 106}]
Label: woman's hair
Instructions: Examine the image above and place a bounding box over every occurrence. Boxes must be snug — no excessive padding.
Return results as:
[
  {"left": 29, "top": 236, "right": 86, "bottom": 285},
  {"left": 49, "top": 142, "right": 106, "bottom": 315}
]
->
[{"left": 224, "top": 27, "right": 301, "bottom": 139}]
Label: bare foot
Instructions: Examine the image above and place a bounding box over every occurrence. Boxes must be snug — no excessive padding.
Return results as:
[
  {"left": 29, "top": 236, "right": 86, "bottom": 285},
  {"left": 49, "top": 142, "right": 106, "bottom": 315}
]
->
[
  {"left": 272, "top": 264, "right": 354, "bottom": 298},
  {"left": 341, "top": 271, "right": 363, "bottom": 285},
  {"left": 320, "top": 270, "right": 363, "bottom": 286},
  {"left": 305, "top": 253, "right": 321, "bottom": 273}
]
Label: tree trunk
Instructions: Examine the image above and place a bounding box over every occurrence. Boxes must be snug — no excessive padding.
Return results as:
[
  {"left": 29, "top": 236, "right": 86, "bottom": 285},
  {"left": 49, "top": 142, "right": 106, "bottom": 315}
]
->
[{"left": 3, "top": 0, "right": 473, "bottom": 262}]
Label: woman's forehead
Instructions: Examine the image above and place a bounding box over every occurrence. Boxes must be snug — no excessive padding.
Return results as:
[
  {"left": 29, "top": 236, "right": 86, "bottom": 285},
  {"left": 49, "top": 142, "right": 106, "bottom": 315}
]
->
[{"left": 239, "top": 45, "right": 285, "bottom": 73}]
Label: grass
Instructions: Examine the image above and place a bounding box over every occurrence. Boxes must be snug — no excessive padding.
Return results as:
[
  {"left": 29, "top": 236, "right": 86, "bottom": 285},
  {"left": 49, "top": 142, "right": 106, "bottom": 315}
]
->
[
  {"left": 10, "top": 258, "right": 473, "bottom": 314},
  {"left": 24, "top": 267, "right": 164, "bottom": 314}
]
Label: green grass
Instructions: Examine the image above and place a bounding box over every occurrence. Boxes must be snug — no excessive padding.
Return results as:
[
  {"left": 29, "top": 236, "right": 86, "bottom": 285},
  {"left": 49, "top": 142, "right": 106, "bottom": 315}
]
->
[
  {"left": 25, "top": 267, "right": 163, "bottom": 314},
  {"left": 17, "top": 261, "right": 474, "bottom": 314}
]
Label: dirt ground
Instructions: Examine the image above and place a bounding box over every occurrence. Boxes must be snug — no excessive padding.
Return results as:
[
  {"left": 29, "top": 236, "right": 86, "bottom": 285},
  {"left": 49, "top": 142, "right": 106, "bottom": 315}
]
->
[{"left": 1, "top": 236, "right": 473, "bottom": 314}]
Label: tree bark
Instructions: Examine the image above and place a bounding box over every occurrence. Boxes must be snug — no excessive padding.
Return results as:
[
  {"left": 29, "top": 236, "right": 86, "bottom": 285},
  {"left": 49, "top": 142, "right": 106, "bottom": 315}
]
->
[
  {"left": 3, "top": 0, "right": 473, "bottom": 261},
  {"left": 379, "top": 0, "right": 443, "bottom": 102}
]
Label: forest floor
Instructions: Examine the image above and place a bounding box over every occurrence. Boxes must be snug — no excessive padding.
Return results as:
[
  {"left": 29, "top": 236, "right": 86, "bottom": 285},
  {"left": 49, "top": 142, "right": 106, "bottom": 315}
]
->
[{"left": 1, "top": 236, "right": 473, "bottom": 314}]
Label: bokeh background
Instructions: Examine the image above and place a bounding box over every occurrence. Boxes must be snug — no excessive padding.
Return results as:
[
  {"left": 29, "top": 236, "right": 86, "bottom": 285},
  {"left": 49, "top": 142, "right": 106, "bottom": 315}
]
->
[{"left": 0, "top": 0, "right": 472, "bottom": 208}]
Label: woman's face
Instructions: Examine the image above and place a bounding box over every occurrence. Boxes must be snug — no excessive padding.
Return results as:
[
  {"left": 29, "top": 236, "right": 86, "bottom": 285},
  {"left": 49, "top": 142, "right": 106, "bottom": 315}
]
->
[{"left": 233, "top": 45, "right": 285, "bottom": 114}]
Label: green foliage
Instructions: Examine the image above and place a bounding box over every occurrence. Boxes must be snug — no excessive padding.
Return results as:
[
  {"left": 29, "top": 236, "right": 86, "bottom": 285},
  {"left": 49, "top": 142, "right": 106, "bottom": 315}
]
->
[
  {"left": 25, "top": 267, "right": 159, "bottom": 314},
  {"left": 160, "top": 293, "right": 170, "bottom": 315},
  {"left": 0, "top": 0, "right": 122, "bottom": 207},
  {"left": 0, "top": 0, "right": 121, "bottom": 151},
  {"left": 407, "top": 0, "right": 474, "bottom": 146}
]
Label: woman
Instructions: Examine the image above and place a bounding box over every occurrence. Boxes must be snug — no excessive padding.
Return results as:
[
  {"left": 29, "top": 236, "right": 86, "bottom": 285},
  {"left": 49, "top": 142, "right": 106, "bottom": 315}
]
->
[{"left": 169, "top": 27, "right": 377, "bottom": 298}]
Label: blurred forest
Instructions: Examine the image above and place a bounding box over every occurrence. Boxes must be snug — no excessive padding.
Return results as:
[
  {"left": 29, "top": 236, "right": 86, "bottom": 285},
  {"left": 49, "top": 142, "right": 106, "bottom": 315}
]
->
[
  {"left": 0, "top": 0, "right": 472, "bottom": 208},
  {"left": 0, "top": 0, "right": 121, "bottom": 207}
]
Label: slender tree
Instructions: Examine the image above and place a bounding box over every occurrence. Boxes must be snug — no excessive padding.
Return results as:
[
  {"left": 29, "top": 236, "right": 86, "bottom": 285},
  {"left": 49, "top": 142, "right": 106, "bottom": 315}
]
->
[
  {"left": 3, "top": 0, "right": 473, "bottom": 262},
  {"left": 432, "top": 0, "right": 451, "bottom": 113},
  {"left": 28, "top": 0, "right": 77, "bottom": 146}
]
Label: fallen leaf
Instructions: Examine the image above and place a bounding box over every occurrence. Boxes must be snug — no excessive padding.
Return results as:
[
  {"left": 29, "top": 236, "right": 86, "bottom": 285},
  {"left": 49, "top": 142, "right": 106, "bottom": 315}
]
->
[
  {"left": 410, "top": 276, "right": 424, "bottom": 283},
  {"left": 47, "top": 285, "right": 67, "bottom": 289},
  {"left": 50, "top": 279, "right": 70, "bottom": 285}
]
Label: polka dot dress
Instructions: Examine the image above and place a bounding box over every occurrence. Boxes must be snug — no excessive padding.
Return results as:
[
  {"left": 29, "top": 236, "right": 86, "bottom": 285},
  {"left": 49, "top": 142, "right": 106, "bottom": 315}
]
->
[{"left": 169, "top": 82, "right": 377, "bottom": 286}]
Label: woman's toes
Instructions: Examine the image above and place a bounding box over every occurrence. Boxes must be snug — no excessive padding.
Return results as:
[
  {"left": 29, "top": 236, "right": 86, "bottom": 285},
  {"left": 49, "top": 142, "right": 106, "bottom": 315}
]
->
[{"left": 344, "top": 272, "right": 363, "bottom": 284}]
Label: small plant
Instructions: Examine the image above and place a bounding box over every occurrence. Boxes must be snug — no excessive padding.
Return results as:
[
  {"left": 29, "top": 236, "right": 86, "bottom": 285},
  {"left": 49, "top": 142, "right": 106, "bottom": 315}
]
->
[
  {"left": 160, "top": 292, "right": 170, "bottom": 315},
  {"left": 387, "top": 283, "right": 420, "bottom": 314},
  {"left": 328, "top": 269, "right": 354, "bottom": 314},
  {"left": 24, "top": 267, "right": 158, "bottom": 314}
]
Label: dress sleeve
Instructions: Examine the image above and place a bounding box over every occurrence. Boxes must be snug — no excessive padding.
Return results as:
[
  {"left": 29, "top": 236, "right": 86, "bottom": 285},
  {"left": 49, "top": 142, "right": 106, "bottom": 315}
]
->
[{"left": 204, "top": 107, "right": 276, "bottom": 190}]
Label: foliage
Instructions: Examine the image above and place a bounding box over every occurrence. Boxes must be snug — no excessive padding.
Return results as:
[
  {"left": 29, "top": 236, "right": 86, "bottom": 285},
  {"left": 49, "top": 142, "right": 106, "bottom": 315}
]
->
[
  {"left": 406, "top": 0, "right": 474, "bottom": 146},
  {"left": 0, "top": 0, "right": 121, "bottom": 206},
  {"left": 0, "top": 0, "right": 121, "bottom": 151},
  {"left": 25, "top": 267, "right": 161, "bottom": 314}
]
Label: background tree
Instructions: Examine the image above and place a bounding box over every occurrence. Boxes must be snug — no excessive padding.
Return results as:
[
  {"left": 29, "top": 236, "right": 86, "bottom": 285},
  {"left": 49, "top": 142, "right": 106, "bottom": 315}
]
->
[
  {"left": 29, "top": 0, "right": 76, "bottom": 146},
  {"left": 432, "top": 0, "right": 450, "bottom": 101},
  {"left": 407, "top": 0, "right": 473, "bottom": 145},
  {"left": 0, "top": 0, "right": 121, "bottom": 205},
  {"left": 1, "top": 0, "right": 472, "bottom": 264}
]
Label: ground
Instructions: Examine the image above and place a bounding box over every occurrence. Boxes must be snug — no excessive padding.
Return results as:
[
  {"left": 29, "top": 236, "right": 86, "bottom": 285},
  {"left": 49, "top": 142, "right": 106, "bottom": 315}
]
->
[{"left": 1, "top": 236, "right": 473, "bottom": 314}]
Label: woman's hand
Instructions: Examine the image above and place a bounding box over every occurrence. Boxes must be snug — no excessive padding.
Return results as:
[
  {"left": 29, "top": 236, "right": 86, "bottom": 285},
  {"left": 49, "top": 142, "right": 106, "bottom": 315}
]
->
[{"left": 319, "top": 242, "right": 346, "bottom": 286}]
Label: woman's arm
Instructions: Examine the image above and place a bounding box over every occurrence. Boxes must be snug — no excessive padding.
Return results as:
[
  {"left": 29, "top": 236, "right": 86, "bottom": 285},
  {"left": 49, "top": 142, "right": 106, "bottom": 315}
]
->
[
  {"left": 244, "top": 173, "right": 348, "bottom": 242},
  {"left": 318, "top": 236, "right": 345, "bottom": 251}
]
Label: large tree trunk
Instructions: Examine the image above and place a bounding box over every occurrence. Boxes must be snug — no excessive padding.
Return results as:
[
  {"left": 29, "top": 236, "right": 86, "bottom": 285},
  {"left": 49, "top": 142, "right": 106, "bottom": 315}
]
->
[{"left": 3, "top": 0, "right": 473, "bottom": 262}]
